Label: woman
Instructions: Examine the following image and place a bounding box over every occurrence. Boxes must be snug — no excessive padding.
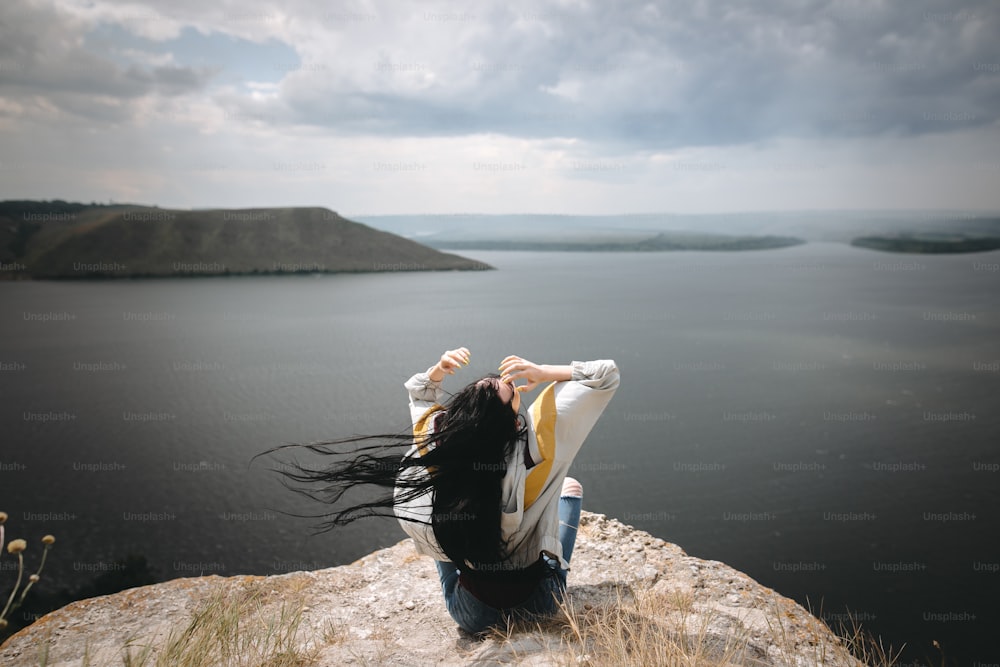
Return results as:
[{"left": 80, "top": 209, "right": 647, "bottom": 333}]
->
[{"left": 268, "top": 347, "right": 619, "bottom": 635}]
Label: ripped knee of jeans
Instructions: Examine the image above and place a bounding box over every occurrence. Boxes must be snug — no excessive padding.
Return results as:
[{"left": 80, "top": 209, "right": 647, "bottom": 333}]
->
[{"left": 561, "top": 476, "right": 583, "bottom": 498}]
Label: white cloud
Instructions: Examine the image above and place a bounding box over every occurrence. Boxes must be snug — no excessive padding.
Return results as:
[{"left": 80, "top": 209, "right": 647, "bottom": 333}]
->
[{"left": 1, "top": 0, "right": 998, "bottom": 212}]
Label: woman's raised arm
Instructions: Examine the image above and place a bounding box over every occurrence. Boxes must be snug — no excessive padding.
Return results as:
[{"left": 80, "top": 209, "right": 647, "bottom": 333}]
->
[{"left": 404, "top": 347, "right": 471, "bottom": 426}]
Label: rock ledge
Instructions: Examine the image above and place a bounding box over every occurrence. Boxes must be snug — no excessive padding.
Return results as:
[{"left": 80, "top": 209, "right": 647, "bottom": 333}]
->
[{"left": 1, "top": 512, "right": 859, "bottom": 666}]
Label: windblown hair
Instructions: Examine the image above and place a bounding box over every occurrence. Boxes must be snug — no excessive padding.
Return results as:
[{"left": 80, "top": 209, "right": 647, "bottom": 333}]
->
[{"left": 255, "top": 374, "right": 528, "bottom": 568}]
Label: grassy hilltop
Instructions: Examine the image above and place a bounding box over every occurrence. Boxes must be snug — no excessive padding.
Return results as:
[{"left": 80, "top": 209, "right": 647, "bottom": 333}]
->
[{"left": 0, "top": 201, "right": 490, "bottom": 279}]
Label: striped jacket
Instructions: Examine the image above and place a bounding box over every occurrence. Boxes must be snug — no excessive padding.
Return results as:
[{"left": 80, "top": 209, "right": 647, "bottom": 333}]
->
[{"left": 393, "top": 359, "right": 620, "bottom": 570}]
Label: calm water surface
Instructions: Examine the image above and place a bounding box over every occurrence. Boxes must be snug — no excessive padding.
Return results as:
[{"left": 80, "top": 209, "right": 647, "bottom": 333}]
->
[{"left": 2, "top": 243, "right": 998, "bottom": 664}]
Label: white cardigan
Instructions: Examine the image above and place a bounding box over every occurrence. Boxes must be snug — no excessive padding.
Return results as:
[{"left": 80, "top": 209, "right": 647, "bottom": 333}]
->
[{"left": 394, "top": 359, "right": 620, "bottom": 569}]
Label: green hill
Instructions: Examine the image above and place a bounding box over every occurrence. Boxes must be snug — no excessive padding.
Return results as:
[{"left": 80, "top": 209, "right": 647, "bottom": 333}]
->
[{"left": 0, "top": 202, "right": 490, "bottom": 279}]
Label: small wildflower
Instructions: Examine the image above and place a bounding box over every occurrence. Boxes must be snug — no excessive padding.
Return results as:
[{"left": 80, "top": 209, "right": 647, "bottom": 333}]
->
[
  {"left": 41, "top": 535, "right": 55, "bottom": 546},
  {"left": 6, "top": 539, "right": 26, "bottom": 554}
]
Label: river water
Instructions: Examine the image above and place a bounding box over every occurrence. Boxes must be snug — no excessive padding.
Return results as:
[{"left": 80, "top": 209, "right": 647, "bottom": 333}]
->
[{"left": 2, "top": 243, "right": 997, "bottom": 664}]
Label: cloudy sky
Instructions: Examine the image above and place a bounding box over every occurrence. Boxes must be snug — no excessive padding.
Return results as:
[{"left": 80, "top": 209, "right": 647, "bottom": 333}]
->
[{"left": 1, "top": 0, "right": 998, "bottom": 215}]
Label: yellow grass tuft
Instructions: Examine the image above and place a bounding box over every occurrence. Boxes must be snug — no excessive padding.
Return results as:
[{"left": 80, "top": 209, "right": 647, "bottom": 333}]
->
[
  {"left": 116, "top": 581, "right": 318, "bottom": 667},
  {"left": 486, "top": 585, "right": 903, "bottom": 667}
]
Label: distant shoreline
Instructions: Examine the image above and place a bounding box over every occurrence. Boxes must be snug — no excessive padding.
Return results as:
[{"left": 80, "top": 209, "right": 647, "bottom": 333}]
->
[
  {"left": 850, "top": 236, "right": 1000, "bottom": 254},
  {"left": 427, "top": 234, "right": 806, "bottom": 252}
]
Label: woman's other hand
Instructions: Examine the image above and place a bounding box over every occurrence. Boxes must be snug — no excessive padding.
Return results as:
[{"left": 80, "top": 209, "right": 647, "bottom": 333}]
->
[
  {"left": 429, "top": 347, "right": 471, "bottom": 382},
  {"left": 498, "top": 356, "right": 572, "bottom": 393}
]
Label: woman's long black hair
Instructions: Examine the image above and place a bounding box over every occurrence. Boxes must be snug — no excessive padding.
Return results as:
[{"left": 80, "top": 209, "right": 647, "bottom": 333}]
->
[{"left": 255, "top": 374, "right": 528, "bottom": 568}]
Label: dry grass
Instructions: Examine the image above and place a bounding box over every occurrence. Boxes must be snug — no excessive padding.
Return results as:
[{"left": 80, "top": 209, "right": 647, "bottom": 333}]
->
[
  {"left": 115, "top": 581, "right": 318, "bottom": 667},
  {"left": 321, "top": 617, "right": 351, "bottom": 646},
  {"left": 548, "top": 587, "right": 757, "bottom": 666},
  {"left": 27, "top": 575, "right": 904, "bottom": 667},
  {"left": 484, "top": 585, "right": 903, "bottom": 667},
  {"left": 821, "top": 614, "right": 905, "bottom": 667}
]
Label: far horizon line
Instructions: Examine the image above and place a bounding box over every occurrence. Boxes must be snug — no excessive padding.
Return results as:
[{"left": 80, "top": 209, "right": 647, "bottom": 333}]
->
[
  {"left": 347, "top": 208, "right": 1000, "bottom": 218},
  {"left": 3, "top": 199, "right": 998, "bottom": 218}
]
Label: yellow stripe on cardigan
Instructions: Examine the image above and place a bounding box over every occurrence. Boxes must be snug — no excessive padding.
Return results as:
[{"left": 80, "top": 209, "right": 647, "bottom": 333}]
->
[
  {"left": 524, "top": 383, "right": 557, "bottom": 509},
  {"left": 413, "top": 404, "right": 445, "bottom": 457}
]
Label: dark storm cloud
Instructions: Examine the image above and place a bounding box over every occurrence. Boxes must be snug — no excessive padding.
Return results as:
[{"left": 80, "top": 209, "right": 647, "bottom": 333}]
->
[
  {"left": 2, "top": 0, "right": 997, "bottom": 148},
  {"left": 269, "top": 0, "right": 1000, "bottom": 148}
]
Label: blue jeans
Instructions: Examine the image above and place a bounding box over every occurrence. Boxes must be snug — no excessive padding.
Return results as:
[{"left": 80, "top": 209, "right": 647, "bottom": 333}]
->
[{"left": 435, "top": 494, "right": 583, "bottom": 634}]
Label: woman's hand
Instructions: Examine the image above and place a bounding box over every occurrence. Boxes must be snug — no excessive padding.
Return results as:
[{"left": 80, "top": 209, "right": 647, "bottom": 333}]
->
[
  {"left": 499, "top": 356, "right": 572, "bottom": 393},
  {"left": 429, "top": 347, "right": 471, "bottom": 382}
]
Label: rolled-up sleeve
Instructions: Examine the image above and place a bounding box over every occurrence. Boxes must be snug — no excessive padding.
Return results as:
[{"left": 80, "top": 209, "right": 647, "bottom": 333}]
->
[
  {"left": 569, "top": 359, "right": 620, "bottom": 390},
  {"left": 404, "top": 369, "right": 446, "bottom": 426}
]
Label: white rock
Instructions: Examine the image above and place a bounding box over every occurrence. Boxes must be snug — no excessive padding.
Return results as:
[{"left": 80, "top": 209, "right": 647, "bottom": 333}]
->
[{"left": 0, "top": 512, "right": 860, "bottom": 667}]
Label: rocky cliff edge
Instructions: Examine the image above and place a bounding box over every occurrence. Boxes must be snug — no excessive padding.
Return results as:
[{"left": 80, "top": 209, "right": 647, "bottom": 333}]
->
[{"left": 0, "top": 512, "right": 862, "bottom": 666}]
